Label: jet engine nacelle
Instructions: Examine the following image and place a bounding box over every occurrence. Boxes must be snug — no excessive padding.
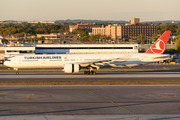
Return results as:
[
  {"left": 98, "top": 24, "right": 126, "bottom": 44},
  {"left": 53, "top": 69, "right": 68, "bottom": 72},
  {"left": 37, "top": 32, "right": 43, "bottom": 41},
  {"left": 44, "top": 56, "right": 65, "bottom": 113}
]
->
[{"left": 64, "top": 63, "right": 80, "bottom": 73}]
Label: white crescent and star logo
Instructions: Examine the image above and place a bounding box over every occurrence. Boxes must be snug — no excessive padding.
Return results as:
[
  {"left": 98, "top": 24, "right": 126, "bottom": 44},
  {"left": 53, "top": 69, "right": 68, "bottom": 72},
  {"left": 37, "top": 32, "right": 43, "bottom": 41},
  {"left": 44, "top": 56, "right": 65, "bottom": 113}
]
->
[{"left": 150, "top": 39, "right": 165, "bottom": 54}]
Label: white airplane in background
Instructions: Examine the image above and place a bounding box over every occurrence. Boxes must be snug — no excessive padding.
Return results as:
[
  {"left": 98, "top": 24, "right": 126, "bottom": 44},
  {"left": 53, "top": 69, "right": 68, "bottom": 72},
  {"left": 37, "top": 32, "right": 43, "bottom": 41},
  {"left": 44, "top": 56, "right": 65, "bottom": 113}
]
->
[{"left": 4, "top": 31, "right": 171, "bottom": 75}]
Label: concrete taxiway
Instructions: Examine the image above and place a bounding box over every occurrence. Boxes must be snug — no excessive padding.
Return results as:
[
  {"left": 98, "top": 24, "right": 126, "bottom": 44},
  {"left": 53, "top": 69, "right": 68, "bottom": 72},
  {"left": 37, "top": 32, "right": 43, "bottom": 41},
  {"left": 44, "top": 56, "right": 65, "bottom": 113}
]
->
[
  {"left": 0, "top": 85, "right": 180, "bottom": 120},
  {"left": 0, "top": 72, "right": 180, "bottom": 81}
]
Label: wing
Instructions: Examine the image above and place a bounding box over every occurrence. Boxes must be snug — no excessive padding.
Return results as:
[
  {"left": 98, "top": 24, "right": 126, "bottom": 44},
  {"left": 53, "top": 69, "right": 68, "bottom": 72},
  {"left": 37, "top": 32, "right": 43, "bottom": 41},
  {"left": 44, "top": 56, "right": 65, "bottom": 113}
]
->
[{"left": 75, "top": 55, "right": 132, "bottom": 69}]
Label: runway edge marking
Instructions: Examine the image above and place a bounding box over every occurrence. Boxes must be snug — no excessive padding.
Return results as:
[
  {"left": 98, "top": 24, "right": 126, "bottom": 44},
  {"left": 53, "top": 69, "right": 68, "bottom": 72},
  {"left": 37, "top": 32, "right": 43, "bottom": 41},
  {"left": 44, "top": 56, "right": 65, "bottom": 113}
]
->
[{"left": 84, "top": 88, "right": 140, "bottom": 120}]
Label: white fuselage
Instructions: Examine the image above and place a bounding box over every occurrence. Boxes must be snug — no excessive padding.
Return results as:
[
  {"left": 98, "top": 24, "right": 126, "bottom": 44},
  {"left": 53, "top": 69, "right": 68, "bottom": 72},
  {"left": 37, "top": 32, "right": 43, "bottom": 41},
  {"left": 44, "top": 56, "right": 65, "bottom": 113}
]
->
[{"left": 4, "top": 53, "right": 169, "bottom": 69}]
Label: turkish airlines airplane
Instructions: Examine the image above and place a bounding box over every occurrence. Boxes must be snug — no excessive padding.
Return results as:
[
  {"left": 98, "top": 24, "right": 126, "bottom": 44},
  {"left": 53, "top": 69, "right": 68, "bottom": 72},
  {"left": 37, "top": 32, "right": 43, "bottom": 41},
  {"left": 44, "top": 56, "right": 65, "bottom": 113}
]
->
[{"left": 4, "top": 31, "right": 171, "bottom": 75}]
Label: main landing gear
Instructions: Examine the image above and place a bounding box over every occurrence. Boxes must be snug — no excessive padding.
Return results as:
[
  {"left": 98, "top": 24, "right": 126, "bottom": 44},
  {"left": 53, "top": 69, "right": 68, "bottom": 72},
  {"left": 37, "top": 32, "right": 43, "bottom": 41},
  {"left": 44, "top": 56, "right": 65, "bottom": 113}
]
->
[{"left": 84, "top": 71, "right": 96, "bottom": 75}]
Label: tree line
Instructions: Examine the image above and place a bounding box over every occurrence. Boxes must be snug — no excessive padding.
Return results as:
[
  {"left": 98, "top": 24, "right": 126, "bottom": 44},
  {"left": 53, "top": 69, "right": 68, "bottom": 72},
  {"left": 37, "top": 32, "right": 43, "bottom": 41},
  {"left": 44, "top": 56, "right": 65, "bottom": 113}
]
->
[
  {"left": 1, "top": 22, "right": 180, "bottom": 36},
  {"left": 0, "top": 23, "right": 69, "bottom": 37}
]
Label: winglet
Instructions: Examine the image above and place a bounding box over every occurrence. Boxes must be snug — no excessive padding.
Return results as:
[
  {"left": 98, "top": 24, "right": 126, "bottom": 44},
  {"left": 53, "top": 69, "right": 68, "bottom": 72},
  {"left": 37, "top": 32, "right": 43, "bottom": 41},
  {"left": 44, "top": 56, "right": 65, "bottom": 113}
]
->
[{"left": 145, "top": 31, "right": 171, "bottom": 54}]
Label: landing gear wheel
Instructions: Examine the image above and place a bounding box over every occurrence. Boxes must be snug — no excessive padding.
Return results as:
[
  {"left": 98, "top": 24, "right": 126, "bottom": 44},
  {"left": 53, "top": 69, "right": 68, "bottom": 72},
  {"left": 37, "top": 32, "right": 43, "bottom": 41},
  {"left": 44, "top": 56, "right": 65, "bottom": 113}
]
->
[
  {"left": 84, "top": 71, "right": 90, "bottom": 74},
  {"left": 16, "top": 71, "right": 19, "bottom": 75},
  {"left": 92, "top": 71, "right": 96, "bottom": 75},
  {"left": 84, "top": 71, "right": 96, "bottom": 75}
]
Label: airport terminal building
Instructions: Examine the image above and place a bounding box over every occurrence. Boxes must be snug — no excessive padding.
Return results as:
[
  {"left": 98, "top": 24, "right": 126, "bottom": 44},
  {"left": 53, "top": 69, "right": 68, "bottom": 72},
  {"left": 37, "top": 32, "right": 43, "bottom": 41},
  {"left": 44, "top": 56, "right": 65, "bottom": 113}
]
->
[{"left": 35, "top": 44, "right": 138, "bottom": 54}]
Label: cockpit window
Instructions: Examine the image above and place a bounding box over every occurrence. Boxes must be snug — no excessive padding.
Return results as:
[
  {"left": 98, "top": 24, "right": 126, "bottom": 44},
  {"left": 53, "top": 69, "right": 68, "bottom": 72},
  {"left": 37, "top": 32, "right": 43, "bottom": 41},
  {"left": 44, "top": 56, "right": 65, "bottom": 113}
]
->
[{"left": 5, "top": 57, "right": 11, "bottom": 61}]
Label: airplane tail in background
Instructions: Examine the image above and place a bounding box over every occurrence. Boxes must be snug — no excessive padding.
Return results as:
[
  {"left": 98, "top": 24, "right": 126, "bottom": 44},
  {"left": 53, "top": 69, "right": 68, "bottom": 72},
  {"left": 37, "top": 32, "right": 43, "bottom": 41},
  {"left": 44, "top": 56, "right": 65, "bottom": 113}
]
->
[{"left": 145, "top": 31, "right": 171, "bottom": 55}]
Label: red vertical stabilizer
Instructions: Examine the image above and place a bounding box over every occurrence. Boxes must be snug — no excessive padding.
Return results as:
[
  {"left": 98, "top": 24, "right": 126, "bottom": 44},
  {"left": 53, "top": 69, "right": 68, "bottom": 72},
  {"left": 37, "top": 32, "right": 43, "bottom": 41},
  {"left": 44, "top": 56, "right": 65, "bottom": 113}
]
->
[{"left": 145, "top": 31, "right": 171, "bottom": 54}]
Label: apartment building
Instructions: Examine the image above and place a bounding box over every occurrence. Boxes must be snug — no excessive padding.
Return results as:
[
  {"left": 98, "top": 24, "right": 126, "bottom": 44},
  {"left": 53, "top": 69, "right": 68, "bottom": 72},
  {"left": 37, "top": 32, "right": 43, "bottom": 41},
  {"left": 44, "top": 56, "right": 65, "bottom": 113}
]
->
[
  {"left": 92, "top": 25, "right": 122, "bottom": 40},
  {"left": 121, "top": 25, "right": 157, "bottom": 40},
  {"left": 130, "top": 18, "right": 140, "bottom": 25},
  {"left": 69, "top": 23, "right": 102, "bottom": 33},
  {"left": 92, "top": 18, "right": 157, "bottom": 40},
  {"left": 92, "top": 27, "right": 105, "bottom": 35}
]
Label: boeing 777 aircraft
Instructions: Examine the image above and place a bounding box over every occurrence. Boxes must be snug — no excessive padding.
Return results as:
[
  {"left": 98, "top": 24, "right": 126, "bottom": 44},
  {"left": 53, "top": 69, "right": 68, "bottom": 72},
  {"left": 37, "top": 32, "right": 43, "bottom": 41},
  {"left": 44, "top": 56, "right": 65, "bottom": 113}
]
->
[{"left": 4, "top": 31, "right": 171, "bottom": 75}]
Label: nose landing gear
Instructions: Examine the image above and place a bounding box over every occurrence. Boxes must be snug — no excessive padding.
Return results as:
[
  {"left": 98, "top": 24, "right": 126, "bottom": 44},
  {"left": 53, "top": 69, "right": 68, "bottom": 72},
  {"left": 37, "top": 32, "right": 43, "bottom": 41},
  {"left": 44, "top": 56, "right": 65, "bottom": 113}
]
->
[{"left": 14, "top": 68, "right": 19, "bottom": 75}]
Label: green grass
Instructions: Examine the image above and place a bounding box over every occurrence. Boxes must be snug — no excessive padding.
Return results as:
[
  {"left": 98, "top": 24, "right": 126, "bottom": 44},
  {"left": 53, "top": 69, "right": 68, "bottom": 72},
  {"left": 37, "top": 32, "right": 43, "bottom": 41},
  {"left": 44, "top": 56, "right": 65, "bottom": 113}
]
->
[
  {"left": 0, "top": 70, "right": 62, "bottom": 72},
  {"left": 1, "top": 80, "right": 180, "bottom": 85}
]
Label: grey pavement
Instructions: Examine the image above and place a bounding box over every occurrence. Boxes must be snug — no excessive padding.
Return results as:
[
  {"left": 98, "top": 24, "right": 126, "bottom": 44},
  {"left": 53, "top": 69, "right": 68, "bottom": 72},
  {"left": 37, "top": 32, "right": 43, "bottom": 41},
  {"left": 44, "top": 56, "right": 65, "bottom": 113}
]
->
[
  {"left": 0, "top": 72, "right": 180, "bottom": 81},
  {"left": 0, "top": 85, "right": 180, "bottom": 120}
]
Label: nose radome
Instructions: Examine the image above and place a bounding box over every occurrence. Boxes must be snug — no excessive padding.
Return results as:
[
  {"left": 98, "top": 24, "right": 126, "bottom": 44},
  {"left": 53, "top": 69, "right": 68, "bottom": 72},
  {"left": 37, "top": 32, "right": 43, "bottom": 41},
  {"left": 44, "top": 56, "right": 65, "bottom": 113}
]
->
[{"left": 4, "top": 61, "right": 8, "bottom": 66}]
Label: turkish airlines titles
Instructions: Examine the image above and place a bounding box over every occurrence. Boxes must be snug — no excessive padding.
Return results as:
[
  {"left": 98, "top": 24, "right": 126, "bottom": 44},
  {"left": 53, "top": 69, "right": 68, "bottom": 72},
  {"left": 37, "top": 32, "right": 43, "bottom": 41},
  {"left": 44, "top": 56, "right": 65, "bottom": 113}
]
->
[{"left": 24, "top": 56, "right": 62, "bottom": 60}]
